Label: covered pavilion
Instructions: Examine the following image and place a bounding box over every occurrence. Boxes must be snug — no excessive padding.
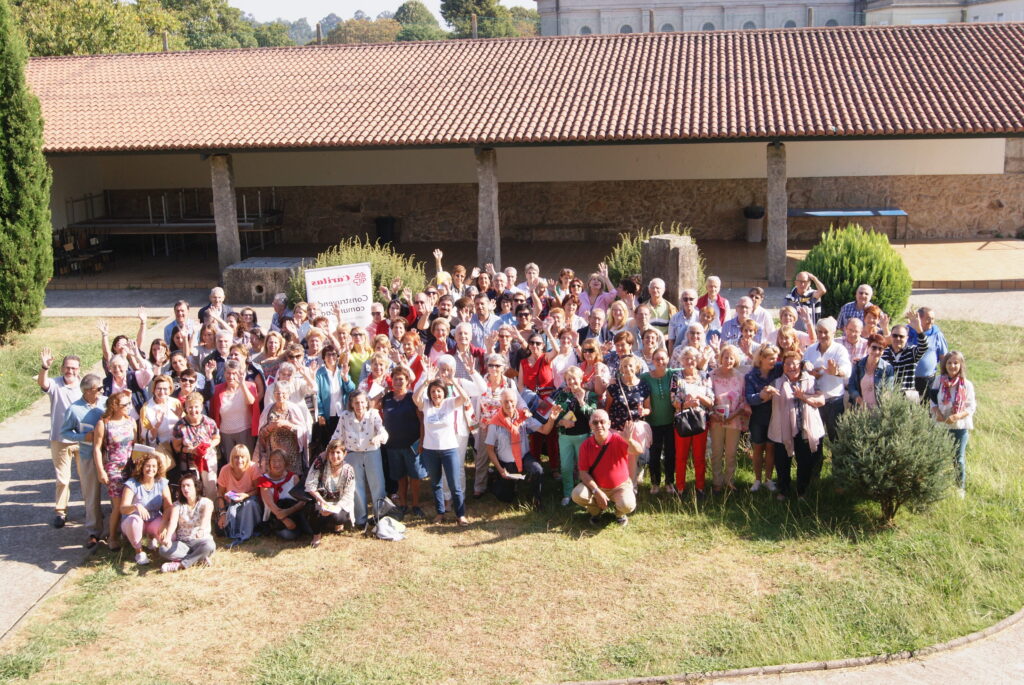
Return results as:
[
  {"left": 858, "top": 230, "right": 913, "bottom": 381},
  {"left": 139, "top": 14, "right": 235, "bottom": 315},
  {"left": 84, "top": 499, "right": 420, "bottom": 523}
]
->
[{"left": 24, "top": 22, "right": 1024, "bottom": 285}]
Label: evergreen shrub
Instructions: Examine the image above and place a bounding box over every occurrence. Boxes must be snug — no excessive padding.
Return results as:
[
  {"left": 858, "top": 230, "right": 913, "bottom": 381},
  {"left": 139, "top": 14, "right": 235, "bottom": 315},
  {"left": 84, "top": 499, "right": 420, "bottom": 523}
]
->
[
  {"left": 794, "top": 224, "right": 912, "bottom": 318},
  {"left": 831, "top": 389, "right": 955, "bottom": 525},
  {"left": 287, "top": 236, "right": 426, "bottom": 307},
  {"left": 603, "top": 221, "right": 706, "bottom": 292},
  {"left": 0, "top": 0, "right": 53, "bottom": 343}
]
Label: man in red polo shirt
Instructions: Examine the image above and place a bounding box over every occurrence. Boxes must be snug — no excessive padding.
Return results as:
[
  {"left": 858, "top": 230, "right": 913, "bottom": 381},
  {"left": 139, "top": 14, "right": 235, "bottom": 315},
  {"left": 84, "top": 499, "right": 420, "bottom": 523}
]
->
[{"left": 572, "top": 409, "right": 644, "bottom": 526}]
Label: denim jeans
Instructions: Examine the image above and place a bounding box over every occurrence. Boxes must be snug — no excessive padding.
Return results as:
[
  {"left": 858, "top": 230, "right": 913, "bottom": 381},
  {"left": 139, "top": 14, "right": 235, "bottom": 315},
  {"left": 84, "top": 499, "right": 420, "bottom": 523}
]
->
[
  {"left": 421, "top": 448, "right": 465, "bottom": 517},
  {"left": 346, "top": 449, "right": 386, "bottom": 526},
  {"left": 949, "top": 428, "right": 969, "bottom": 488}
]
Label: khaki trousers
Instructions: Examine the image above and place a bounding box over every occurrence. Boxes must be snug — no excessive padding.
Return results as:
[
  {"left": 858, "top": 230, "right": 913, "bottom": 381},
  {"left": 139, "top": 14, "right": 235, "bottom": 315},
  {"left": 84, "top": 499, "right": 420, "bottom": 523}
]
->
[
  {"left": 571, "top": 480, "right": 636, "bottom": 517},
  {"left": 50, "top": 441, "right": 75, "bottom": 515},
  {"left": 73, "top": 446, "right": 104, "bottom": 537}
]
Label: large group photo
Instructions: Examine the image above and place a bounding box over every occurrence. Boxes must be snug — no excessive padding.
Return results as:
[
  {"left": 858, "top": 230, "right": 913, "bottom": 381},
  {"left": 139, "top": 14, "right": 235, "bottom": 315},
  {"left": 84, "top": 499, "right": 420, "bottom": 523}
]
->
[{"left": 2, "top": 0, "right": 1024, "bottom": 682}]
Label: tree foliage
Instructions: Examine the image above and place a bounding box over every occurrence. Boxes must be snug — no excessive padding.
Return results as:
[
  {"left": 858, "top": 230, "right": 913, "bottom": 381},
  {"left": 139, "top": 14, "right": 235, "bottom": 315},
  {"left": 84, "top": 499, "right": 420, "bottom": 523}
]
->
[
  {"left": 440, "top": 0, "right": 515, "bottom": 38},
  {"left": 794, "top": 224, "right": 913, "bottom": 319},
  {"left": 286, "top": 17, "right": 314, "bottom": 44},
  {"left": 396, "top": 23, "right": 448, "bottom": 42},
  {"left": 325, "top": 17, "right": 402, "bottom": 45},
  {"left": 14, "top": 0, "right": 185, "bottom": 56},
  {"left": 831, "top": 389, "right": 955, "bottom": 525},
  {"left": 0, "top": 0, "right": 53, "bottom": 341},
  {"left": 509, "top": 6, "right": 540, "bottom": 36},
  {"left": 319, "top": 12, "right": 343, "bottom": 33},
  {"left": 251, "top": 19, "right": 293, "bottom": 47},
  {"left": 161, "top": 0, "right": 257, "bottom": 50},
  {"left": 394, "top": 0, "right": 439, "bottom": 27}
]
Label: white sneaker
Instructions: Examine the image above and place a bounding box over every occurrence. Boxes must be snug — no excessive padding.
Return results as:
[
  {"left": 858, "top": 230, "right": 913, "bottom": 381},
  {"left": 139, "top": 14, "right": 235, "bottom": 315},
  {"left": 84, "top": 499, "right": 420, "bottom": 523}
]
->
[
  {"left": 135, "top": 551, "right": 150, "bottom": 565},
  {"left": 560, "top": 497, "right": 571, "bottom": 507},
  {"left": 765, "top": 480, "right": 777, "bottom": 492},
  {"left": 750, "top": 480, "right": 762, "bottom": 493},
  {"left": 160, "top": 561, "right": 182, "bottom": 573},
  {"left": 957, "top": 488, "right": 966, "bottom": 499},
  {"left": 664, "top": 484, "right": 676, "bottom": 495}
]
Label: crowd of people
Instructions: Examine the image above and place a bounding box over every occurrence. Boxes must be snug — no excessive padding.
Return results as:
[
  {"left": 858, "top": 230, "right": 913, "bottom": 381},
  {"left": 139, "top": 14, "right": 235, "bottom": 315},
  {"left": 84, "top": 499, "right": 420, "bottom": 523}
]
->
[{"left": 38, "top": 251, "right": 976, "bottom": 571}]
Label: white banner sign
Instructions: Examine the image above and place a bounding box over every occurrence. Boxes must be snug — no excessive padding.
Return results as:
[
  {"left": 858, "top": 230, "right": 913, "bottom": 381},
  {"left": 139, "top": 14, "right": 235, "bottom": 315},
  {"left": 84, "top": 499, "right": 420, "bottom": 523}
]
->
[{"left": 304, "top": 262, "right": 373, "bottom": 329}]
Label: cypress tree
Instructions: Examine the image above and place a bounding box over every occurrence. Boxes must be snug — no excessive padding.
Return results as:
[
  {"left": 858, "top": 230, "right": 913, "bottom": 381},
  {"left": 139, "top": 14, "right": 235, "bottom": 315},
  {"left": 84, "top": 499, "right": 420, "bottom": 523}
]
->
[{"left": 0, "top": 0, "right": 52, "bottom": 342}]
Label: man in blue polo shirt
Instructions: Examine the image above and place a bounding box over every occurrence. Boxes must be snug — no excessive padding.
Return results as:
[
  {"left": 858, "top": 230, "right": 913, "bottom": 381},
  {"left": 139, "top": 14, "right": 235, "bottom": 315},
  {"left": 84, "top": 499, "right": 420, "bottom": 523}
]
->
[{"left": 908, "top": 306, "right": 949, "bottom": 400}]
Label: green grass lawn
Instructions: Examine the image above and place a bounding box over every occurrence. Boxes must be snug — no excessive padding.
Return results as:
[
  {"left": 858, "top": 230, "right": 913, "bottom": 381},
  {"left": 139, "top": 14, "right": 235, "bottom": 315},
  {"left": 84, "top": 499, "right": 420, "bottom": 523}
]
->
[
  {"left": 0, "top": 317, "right": 156, "bottom": 423},
  {"left": 2, "top": 320, "right": 1022, "bottom": 684}
]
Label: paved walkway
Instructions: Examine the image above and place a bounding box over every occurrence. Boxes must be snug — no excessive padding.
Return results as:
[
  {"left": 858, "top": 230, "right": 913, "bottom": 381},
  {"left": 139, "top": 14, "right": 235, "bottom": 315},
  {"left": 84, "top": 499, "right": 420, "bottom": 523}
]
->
[{"left": 3, "top": 287, "right": 1024, "bottom": 685}]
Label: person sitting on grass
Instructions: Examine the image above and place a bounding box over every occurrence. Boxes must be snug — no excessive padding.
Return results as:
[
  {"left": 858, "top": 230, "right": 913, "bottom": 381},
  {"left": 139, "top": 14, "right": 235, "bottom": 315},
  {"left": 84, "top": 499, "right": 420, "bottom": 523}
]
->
[
  {"left": 216, "top": 444, "right": 263, "bottom": 547},
  {"left": 484, "top": 389, "right": 561, "bottom": 509},
  {"left": 571, "top": 410, "right": 645, "bottom": 526},
  {"left": 119, "top": 453, "right": 172, "bottom": 566},
  {"left": 158, "top": 472, "right": 215, "bottom": 573},
  {"left": 258, "top": 448, "right": 309, "bottom": 540},
  {"left": 305, "top": 439, "right": 356, "bottom": 548}
]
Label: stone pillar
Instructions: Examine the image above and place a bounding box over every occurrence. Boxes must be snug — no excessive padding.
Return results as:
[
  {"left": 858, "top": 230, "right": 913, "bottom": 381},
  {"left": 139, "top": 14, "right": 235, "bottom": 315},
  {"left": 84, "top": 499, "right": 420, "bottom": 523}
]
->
[
  {"left": 641, "top": 234, "right": 700, "bottom": 306},
  {"left": 1005, "top": 138, "right": 1024, "bottom": 174},
  {"left": 210, "top": 154, "right": 241, "bottom": 275},
  {"left": 475, "top": 147, "right": 501, "bottom": 270},
  {"left": 766, "top": 142, "right": 788, "bottom": 287}
]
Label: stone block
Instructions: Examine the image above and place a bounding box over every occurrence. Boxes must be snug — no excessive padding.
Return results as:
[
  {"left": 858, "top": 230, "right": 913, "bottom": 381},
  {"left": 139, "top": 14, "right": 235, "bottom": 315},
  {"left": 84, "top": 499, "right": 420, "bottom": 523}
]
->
[
  {"left": 641, "top": 234, "right": 700, "bottom": 305},
  {"left": 224, "top": 257, "right": 305, "bottom": 305}
]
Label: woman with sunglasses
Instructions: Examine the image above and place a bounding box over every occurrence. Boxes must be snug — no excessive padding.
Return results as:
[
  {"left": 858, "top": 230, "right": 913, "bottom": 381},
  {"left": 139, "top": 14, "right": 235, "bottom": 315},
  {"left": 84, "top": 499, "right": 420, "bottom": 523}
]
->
[
  {"left": 577, "top": 339, "right": 611, "bottom": 396},
  {"left": 847, "top": 333, "right": 895, "bottom": 410},
  {"left": 346, "top": 327, "right": 373, "bottom": 384},
  {"left": 550, "top": 366, "right": 599, "bottom": 505},
  {"left": 517, "top": 333, "right": 561, "bottom": 478}
]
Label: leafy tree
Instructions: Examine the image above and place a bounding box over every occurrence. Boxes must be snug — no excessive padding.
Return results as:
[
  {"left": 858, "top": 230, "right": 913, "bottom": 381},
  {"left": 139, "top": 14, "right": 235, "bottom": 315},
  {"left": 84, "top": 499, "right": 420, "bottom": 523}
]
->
[
  {"left": 319, "top": 12, "right": 343, "bottom": 34},
  {"left": 831, "top": 389, "right": 955, "bottom": 525},
  {"left": 287, "top": 17, "right": 314, "bottom": 44},
  {"left": 0, "top": 0, "right": 53, "bottom": 341},
  {"left": 396, "top": 23, "right": 447, "bottom": 42},
  {"left": 440, "top": 0, "right": 515, "bottom": 37},
  {"left": 794, "top": 224, "right": 913, "bottom": 319},
  {"left": 377, "top": 10, "right": 394, "bottom": 19},
  {"left": 251, "top": 19, "right": 293, "bottom": 47},
  {"left": 353, "top": 10, "right": 368, "bottom": 20},
  {"left": 162, "top": 0, "right": 257, "bottom": 49},
  {"left": 325, "top": 17, "right": 401, "bottom": 45},
  {"left": 394, "top": 0, "right": 439, "bottom": 27},
  {"left": 15, "top": 0, "right": 184, "bottom": 56},
  {"left": 509, "top": 5, "right": 539, "bottom": 36}
]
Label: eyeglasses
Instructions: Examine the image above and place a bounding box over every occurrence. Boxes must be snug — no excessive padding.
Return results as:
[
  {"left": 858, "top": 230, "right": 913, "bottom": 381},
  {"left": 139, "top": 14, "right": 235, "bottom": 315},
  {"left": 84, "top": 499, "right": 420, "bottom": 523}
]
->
[
  {"left": 180, "top": 378, "right": 196, "bottom": 384},
  {"left": 681, "top": 297, "right": 695, "bottom": 302},
  {"left": 487, "top": 363, "right": 503, "bottom": 368},
  {"left": 371, "top": 311, "right": 383, "bottom": 316},
  {"left": 426, "top": 291, "right": 437, "bottom": 296},
  {"left": 890, "top": 334, "right": 905, "bottom": 339},
  {"left": 529, "top": 341, "right": 544, "bottom": 346},
  {"left": 513, "top": 298, "right": 526, "bottom": 304},
  {"left": 582, "top": 349, "right": 596, "bottom": 354},
  {"left": 517, "top": 313, "right": 531, "bottom": 318},
  {"left": 351, "top": 332, "right": 364, "bottom": 337}
]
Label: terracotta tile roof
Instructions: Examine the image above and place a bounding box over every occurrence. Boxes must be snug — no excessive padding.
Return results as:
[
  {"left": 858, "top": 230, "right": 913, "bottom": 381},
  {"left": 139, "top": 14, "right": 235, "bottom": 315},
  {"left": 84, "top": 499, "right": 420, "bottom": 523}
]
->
[{"left": 24, "top": 23, "right": 1024, "bottom": 153}]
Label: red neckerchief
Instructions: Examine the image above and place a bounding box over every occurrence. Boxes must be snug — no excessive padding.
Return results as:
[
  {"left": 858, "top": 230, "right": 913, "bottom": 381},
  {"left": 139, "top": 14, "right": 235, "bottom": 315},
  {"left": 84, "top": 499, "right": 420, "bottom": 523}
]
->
[{"left": 488, "top": 408, "right": 529, "bottom": 471}]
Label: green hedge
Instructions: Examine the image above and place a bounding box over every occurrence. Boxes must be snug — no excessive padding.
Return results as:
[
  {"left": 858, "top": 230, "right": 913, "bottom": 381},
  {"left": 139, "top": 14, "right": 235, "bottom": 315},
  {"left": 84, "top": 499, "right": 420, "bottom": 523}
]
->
[
  {"left": 794, "top": 224, "right": 912, "bottom": 318},
  {"left": 287, "top": 236, "right": 426, "bottom": 306}
]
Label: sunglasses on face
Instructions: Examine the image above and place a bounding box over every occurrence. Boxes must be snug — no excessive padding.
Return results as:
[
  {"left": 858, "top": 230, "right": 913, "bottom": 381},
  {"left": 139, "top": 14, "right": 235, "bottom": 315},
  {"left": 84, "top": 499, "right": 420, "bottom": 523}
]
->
[
  {"left": 487, "top": 363, "right": 503, "bottom": 368},
  {"left": 582, "top": 349, "right": 596, "bottom": 354},
  {"left": 181, "top": 379, "right": 196, "bottom": 384},
  {"left": 891, "top": 334, "right": 905, "bottom": 339},
  {"left": 529, "top": 341, "right": 544, "bottom": 346},
  {"left": 681, "top": 297, "right": 695, "bottom": 302}
]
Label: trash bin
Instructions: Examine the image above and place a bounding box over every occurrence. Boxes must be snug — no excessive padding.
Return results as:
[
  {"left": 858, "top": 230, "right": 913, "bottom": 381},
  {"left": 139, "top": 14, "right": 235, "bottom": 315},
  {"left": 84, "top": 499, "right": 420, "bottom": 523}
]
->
[
  {"left": 375, "top": 216, "right": 398, "bottom": 245},
  {"left": 743, "top": 206, "right": 765, "bottom": 243}
]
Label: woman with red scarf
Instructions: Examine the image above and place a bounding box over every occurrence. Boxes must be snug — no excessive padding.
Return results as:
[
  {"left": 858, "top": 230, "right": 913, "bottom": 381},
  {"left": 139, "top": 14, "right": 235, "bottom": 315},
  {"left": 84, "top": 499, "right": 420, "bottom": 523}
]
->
[
  {"left": 929, "top": 351, "right": 976, "bottom": 497},
  {"left": 483, "top": 388, "right": 560, "bottom": 507}
]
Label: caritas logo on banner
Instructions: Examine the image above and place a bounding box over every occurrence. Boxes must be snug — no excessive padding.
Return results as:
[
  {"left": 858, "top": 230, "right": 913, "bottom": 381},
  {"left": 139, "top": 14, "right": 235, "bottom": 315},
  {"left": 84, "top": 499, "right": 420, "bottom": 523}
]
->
[{"left": 304, "top": 262, "right": 372, "bottom": 328}]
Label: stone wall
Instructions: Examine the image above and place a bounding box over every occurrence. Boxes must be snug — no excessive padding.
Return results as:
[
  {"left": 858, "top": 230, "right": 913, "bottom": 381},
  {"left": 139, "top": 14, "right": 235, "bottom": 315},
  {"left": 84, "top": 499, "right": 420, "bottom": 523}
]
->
[{"left": 105, "top": 172, "right": 1024, "bottom": 245}]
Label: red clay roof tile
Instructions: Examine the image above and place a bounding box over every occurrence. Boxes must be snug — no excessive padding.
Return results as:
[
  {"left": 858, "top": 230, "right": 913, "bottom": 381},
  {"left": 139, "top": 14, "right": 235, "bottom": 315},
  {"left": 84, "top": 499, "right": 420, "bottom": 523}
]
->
[{"left": 24, "top": 23, "right": 1024, "bottom": 154}]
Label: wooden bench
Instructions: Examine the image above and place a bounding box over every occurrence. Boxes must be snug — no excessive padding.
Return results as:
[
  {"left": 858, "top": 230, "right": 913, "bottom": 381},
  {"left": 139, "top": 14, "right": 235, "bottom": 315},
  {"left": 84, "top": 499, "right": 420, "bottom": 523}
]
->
[{"left": 787, "top": 207, "right": 908, "bottom": 244}]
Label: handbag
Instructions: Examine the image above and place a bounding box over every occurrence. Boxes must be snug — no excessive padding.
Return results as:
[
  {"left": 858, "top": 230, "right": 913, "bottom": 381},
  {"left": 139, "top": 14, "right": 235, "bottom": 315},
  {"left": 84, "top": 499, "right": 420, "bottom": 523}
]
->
[{"left": 673, "top": 407, "right": 707, "bottom": 438}]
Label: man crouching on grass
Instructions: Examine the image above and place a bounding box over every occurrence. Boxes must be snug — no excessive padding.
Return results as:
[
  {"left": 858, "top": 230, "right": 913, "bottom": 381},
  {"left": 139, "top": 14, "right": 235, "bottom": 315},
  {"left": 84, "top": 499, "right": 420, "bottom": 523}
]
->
[{"left": 571, "top": 410, "right": 644, "bottom": 526}]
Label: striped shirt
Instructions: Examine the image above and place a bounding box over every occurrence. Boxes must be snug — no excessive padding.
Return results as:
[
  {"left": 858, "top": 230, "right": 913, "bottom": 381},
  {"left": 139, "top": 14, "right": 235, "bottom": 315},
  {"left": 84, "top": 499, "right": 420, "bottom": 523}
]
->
[{"left": 882, "top": 336, "right": 929, "bottom": 391}]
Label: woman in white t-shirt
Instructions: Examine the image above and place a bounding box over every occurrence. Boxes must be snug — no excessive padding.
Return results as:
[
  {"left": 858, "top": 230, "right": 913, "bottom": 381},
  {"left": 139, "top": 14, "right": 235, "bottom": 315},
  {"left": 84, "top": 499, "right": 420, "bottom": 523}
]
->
[{"left": 414, "top": 366, "right": 471, "bottom": 526}]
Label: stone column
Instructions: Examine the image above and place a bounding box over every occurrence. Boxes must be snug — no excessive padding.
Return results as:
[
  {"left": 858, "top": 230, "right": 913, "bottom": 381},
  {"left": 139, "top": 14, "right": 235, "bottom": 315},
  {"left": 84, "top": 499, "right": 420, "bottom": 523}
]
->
[
  {"left": 641, "top": 234, "right": 700, "bottom": 306},
  {"left": 475, "top": 147, "right": 501, "bottom": 270},
  {"left": 766, "top": 142, "right": 788, "bottom": 287},
  {"left": 210, "top": 154, "right": 241, "bottom": 275}
]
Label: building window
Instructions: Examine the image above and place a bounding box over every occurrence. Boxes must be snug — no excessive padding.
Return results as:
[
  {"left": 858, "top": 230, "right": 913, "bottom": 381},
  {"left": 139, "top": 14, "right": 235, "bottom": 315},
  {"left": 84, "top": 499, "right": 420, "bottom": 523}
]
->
[
  {"left": 972, "top": 16, "right": 979, "bottom": 21},
  {"left": 996, "top": 12, "right": 1004, "bottom": 21},
  {"left": 784, "top": 20, "right": 797, "bottom": 28},
  {"left": 579, "top": 25, "right": 592, "bottom": 34},
  {"left": 825, "top": 19, "right": 839, "bottom": 26},
  {"left": 701, "top": 22, "right": 715, "bottom": 31},
  {"left": 620, "top": 24, "right": 633, "bottom": 33},
  {"left": 661, "top": 23, "right": 675, "bottom": 32},
  {"left": 742, "top": 21, "right": 757, "bottom": 29}
]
